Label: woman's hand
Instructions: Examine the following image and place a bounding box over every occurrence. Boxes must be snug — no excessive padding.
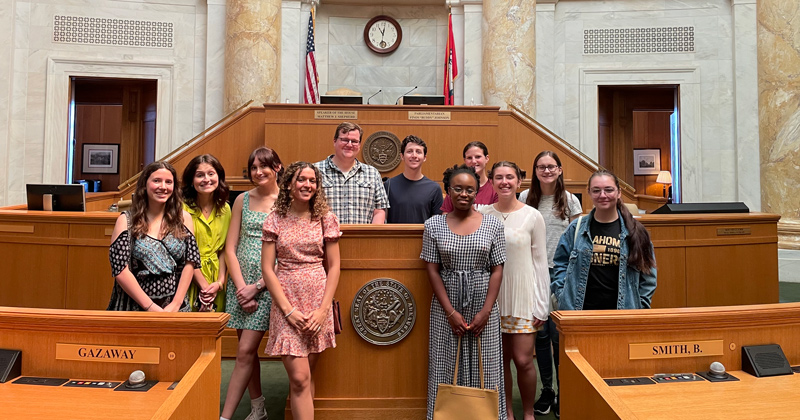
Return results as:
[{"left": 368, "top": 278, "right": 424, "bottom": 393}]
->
[
  {"left": 447, "top": 310, "right": 469, "bottom": 336},
  {"left": 468, "top": 310, "right": 490, "bottom": 336},
  {"left": 241, "top": 299, "right": 258, "bottom": 313},
  {"left": 533, "top": 318, "right": 546, "bottom": 329},
  {"left": 236, "top": 283, "right": 259, "bottom": 305},
  {"left": 200, "top": 282, "right": 222, "bottom": 302},
  {"left": 303, "top": 308, "right": 328, "bottom": 334},
  {"left": 286, "top": 309, "right": 307, "bottom": 331},
  {"left": 163, "top": 301, "right": 180, "bottom": 313},
  {"left": 147, "top": 304, "right": 164, "bottom": 312}
]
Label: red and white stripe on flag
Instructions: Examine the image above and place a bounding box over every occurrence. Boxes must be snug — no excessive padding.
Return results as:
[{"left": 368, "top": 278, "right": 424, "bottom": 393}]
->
[
  {"left": 443, "top": 13, "right": 458, "bottom": 105},
  {"left": 304, "top": 10, "right": 319, "bottom": 104}
]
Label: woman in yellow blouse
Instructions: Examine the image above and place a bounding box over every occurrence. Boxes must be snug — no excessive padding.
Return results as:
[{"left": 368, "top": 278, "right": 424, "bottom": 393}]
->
[{"left": 182, "top": 154, "right": 232, "bottom": 312}]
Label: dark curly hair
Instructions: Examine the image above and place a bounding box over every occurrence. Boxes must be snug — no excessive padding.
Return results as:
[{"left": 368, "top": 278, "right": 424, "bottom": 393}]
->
[
  {"left": 442, "top": 164, "right": 480, "bottom": 194},
  {"left": 273, "top": 161, "right": 329, "bottom": 221},
  {"left": 181, "top": 154, "right": 229, "bottom": 211},
  {"left": 130, "top": 161, "right": 185, "bottom": 239}
]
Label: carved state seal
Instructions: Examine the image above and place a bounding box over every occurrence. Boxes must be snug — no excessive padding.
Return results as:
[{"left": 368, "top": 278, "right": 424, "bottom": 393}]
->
[
  {"left": 361, "top": 131, "right": 402, "bottom": 172},
  {"left": 351, "top": 278, "right": 416, "bottom": 345}
]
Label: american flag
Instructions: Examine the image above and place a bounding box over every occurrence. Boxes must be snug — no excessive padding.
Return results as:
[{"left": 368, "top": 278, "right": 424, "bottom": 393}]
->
[
  {"left": 443, "top": 13, "right": 458, "bottom": 105},
  {"left": 304, "top": 10, "right": 319, "bottom": 104}
]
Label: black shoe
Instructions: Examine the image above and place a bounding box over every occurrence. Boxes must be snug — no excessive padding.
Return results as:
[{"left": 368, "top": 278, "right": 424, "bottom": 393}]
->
[
  {"left": 554, "top": 394, "right": 560, "bottom": 419},
  {"left": 534, "top": 388, "right": 555, "bottom": 415}
]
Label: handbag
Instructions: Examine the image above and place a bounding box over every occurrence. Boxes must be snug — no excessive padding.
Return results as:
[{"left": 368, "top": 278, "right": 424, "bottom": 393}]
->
[
  {"left": 332, "top": 298, "right": 342, "bottom": 334},
  {"left": 432, "top": 337, "right": 499, "bottom": 420}
]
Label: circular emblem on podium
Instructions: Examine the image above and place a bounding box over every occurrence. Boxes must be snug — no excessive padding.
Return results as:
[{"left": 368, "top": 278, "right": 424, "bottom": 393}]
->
[
  {"left": 351, "top": 278, "right": 416, "bottom": 346},
  {"left": 362, "top": 131, "right": 402, "bottom": 172}
]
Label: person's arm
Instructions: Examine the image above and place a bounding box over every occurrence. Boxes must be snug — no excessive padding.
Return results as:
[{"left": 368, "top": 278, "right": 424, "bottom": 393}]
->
[
  {"left": 164, "top": 213, "right": 197, "bottom": 312},
  {"left": 427, "top": 262, "right": 468, "bottom": 335},
  {"left": 224, "top": 194, "right": 247, "bottom": 291},
  {"left": 371, "top": 169, "right": 389, "bottom": 224},
  {"left": 261, "top": 240, "right": 305, "bottom": 329},
  {"left": 431, "top": 185, "right": 444, "bottom": 216},
  {"left": 530, "top": 211, "right": 550, "bottom": 325},
  {"left": 183, "top": 210, "right": 209, "bottom": 290},
  {"left": 638, "top": 245, "right": 658, "bottom": 309},
  {"left": 305, "top": 240, "right": 341, "bottom": 332},
  {"left": 110, "top": 214, "right": 164, "bottom": 312},
  {"left": 551, "top": 219, "right": 577, "bottom": 299},
  {"left": 371, "top": 208, "right": 386, "bottom": 224},
  {"left": 469, "top": 264, "right": 503, "bottom": 336}
]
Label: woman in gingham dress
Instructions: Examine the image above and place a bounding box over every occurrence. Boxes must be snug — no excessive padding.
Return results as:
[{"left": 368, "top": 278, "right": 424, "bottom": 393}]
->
[{"left": 421, "top": 164, "right": 507, "bottom": 420}]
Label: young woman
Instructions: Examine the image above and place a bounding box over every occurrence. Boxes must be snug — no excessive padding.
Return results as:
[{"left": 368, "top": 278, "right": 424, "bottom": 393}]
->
[
  {"left": 108, "top": 161, "right": 199, "bottom": 312},
  {"left": 220, "top": 147, "right": 283, "bottom": 420},
  {"left": 261, "top": 162, "right": 341, "bottom": 420},
  {"left": 480, "top": 161, "right": 549, "bottom": 420},
  {"left": 440, "top": 141, "right": 498, "bottom": 212},
  {"left": 422, "top": 164, "right": 506, "bottom": 420},
  {"left": 518, "top": 151, "right": 582, "bottom": 417},
  {"left": 181, "top": 154, "right": 231, "bottom": 312},
  {"left": 552, "top": 169, "right": 657, "bottom": 311}
]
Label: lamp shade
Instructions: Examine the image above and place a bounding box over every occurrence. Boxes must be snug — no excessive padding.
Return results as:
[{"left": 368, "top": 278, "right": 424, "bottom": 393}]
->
[{"left": 656, "top": 171, "right": 672, "bottom": 184}]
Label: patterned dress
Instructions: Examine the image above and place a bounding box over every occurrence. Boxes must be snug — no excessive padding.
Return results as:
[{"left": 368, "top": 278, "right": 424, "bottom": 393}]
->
[
  {"left": 108, "top": 212, "right": 200, "bottom": 311},
  {"left": 262, "top": 211, "right": 341, "bottom": 357},
  {"left": 420, "top": 214, "right": 507, "bottom": 420},
  {"left": 226, "top": 192, "right": 272, "bottom": 330}
]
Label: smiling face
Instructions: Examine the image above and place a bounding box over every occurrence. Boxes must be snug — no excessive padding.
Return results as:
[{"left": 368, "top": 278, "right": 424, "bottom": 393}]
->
[
  {"left": 290, "top": 167, "right": 318, "bottom": 205},
  {"left": 250, "top": 159, "right": 279, "bottom": 187},
  {"left": 491, "top": 166, "right": 521, "bottom": 199},
  {"left": 588, "top": 174, "right": 621, "bottom": 212},
  {"left": 192, "top": 162, "right": 219, "bottom": 196},
  {"left": 535, "top": 155, "right": 562, "bottom": 187},
  {"left": 464, "top": 146, "right": 489, "bottom": 176},
  {"left": 146, "top": 168, "right": 174, "bottom": 205},
  {"left": 448, "top": 172, "right": 479, "bottom": 211},
  {"left": 402, "top": 143, "right": 426, "bottom": 171},
  {"left": 334, "top": 129, "right": 361, "bottom": 161}
]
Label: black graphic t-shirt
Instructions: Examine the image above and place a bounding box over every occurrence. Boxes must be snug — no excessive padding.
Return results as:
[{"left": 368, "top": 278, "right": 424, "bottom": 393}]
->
[{"left": 583, "top": 218, "right": 621, "bottom": 310}]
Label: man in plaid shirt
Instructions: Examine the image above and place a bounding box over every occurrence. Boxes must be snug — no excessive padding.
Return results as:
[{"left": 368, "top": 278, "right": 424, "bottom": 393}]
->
[{"left": 315, "top": 122, "right": 389, "bottom": 224}]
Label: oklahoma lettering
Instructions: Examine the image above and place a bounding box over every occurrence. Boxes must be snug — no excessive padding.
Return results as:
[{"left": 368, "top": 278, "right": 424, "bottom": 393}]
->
[{"left": 77, "top": 347, "right": 137, "bottom": 359}]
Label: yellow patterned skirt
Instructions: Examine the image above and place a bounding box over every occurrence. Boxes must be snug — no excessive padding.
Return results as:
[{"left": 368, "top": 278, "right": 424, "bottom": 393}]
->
[{"left": 500, "top": 315, "right": 541, "bottom": 334}]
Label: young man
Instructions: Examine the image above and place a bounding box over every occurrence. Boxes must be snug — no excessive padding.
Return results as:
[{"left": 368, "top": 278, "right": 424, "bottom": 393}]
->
[
  {"left": 315, "top": 121, "right": 389, "bottom": 224},
  {"left": 384, "top": 135, "right": 443, "bottom": 224}
]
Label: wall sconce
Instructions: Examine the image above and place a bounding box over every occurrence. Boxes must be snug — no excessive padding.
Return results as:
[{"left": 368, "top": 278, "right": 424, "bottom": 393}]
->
[{"left": 656, "top": 170, "right": 673, "bottom": 203}]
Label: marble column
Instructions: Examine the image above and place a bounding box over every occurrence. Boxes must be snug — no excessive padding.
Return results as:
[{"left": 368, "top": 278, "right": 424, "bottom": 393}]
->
[
  {"left": 757, "top": 0, "right": 800, "bottom": 247},
  {"left": 462, "top": 0, "right": 483, "bottom": 106},
  {"left": 225, "top": 0, "right": 281, "bottom": 112},
  {"left": 206, "top": 0, "right": 227, "bottom": 126},
  {"left": 482, "top": 0, "right": 535, "bottom": 114},
  {"left": 280, "top": 0, "right": 303, "bottom": 104},
  {"left": 535, "top": 0, "right": 556, "bottom": 132}
]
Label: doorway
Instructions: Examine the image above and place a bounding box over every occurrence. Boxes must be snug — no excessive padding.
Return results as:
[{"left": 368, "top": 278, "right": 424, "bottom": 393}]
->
[{"left": 67, "top": 77, "right": 157, "bottom": 192}]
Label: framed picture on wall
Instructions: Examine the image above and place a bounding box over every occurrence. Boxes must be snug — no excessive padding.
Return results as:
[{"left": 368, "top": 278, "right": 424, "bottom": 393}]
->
[
  {"left": 82, "top": 143, "right": 119, "bottom": 174},
  {"left": 633, "top": 148, "right": 661, "bottom": 175}
]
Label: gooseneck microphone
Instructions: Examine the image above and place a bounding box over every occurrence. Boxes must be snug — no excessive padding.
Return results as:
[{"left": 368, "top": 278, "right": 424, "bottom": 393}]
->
[
  {"left": 396, "top": 86, "right": 418, "bottom": 105},
  {"left": 367, "top": 89, "right": 382, "bottom": 105}
]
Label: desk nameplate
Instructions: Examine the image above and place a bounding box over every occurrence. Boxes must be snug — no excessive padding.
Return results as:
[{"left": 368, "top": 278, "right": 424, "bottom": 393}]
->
[
  {"left": 56, "top": 343, "right": 160, "bottom": 364},
  {"left": 717, "top": 227, "right": 751, "bottom": 236},
  {"left": 408, "top": 111, "right": 451, "bottom": 121},
  {"left": 629, "top": 340, "right": 723, "bottom": 360},
  {"left": 315, "top": 110, "right": 358, "bottom": 120}
]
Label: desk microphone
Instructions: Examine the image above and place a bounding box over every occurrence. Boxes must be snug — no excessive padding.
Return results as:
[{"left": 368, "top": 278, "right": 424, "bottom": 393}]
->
[
  {"left": 367, "top": 89, "right": 382, "bottom": 105},
  {"left": 396, "top": 86, "right": 418, "bottom": 105}
]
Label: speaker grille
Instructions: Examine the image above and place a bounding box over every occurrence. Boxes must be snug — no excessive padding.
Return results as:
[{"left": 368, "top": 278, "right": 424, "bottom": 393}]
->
[{"left": 755, "top": 352, "right": 788, "bottom": 369}]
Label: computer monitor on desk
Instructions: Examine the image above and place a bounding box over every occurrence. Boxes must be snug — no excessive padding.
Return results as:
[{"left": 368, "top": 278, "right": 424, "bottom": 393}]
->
[
  {"left": 26, "top": 184, "right": 86, "bottom": 211},
  {"left": 320, "top": 95, "right": 363, "bottom": 105},
  {"left": 400, "top": 95, "right": 445, "bottom": 105}
]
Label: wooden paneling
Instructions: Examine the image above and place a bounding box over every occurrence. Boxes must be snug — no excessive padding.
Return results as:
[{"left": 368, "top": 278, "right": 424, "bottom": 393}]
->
[
  {"left": 633, "top": 111, "right": 671, "bottom": 196},
  {"left": 73, "top": 104, "right": 123, "bottom": 192}
]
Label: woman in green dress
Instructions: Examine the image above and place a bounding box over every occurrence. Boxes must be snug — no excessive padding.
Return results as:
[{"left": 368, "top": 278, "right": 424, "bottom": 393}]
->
[{"left": 181, "top": 154, "right": 231, "bottom": 312}]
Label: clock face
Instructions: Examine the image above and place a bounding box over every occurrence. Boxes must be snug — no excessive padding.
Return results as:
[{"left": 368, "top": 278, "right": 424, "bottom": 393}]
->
[{"left": 364, "top": 16, "right": 402, "bottom": 54}]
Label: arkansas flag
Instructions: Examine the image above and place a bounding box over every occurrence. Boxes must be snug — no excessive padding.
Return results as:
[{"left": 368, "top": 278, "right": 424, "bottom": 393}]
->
[
  {"left": 443, "top": 13, "right": 458, "bottom": 105},
  {"left": 304, "top": 10, "right": 319, "bottom": 104}
]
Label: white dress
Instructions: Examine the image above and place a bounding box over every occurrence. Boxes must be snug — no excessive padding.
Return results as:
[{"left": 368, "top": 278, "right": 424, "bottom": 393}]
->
[{"left": 480, "top": 205, "right": 550, "bottom": 326}]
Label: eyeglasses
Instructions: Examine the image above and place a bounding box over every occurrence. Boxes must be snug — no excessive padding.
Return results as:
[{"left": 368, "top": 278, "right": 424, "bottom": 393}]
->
[
  {"left": 535, "top": 165, "right": 560, "bottom": 172},
  {"left": 337, "top": 138, "right": 360, "bottom": 145},
  {"left": 450, "top": 186, "right": 477, "bottom": 196},
  {"left": 589, "top": 187, "right": 618, "bottom": 196}
]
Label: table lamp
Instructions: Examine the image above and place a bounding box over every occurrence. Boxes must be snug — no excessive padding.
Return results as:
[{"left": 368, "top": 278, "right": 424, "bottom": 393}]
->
[{"left": 656, "top": 171, "right": 673, "bottom": 203}]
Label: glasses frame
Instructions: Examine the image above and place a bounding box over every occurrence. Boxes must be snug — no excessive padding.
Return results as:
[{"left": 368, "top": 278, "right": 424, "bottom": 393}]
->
[
  {"left": 535, "top": 165, "right": 561, "bottom": 173},
  {"left": 336, "top": 138, "right": 361, "bottom": 145},
  {"left": 449, "top": 186, "right": 477, "bottom": 196}
]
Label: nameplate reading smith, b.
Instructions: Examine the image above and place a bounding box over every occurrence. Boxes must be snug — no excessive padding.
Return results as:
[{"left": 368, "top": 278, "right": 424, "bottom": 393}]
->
[{"left": 351, "top": 278, "right": 416, "bottom": 346}]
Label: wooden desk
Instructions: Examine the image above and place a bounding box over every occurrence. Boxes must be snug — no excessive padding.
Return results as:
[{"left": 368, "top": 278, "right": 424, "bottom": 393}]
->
[
  {"left": 0, "top": 307, "right": 229, "bottom": 420},
  {"left": 554, "top": 303, "right": 800, "bottom": 420}
]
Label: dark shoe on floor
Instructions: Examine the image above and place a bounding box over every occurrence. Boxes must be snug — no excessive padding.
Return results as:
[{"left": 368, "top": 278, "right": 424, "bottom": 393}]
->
[
  {"left": 534, "top": 388, "right": 555, "bottom": 415},
  {"left": 554, "top": 394, "right": 560, "bottom": 419}
]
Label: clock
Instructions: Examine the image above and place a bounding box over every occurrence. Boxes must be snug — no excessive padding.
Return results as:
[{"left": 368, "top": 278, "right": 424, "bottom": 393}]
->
[{"left": 364, "top": 15, "right": 402, "bottom": 54}]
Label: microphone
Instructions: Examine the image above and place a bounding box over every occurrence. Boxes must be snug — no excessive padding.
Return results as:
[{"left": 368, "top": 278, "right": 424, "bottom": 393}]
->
[
  {"left": 396, "top": 86, "right": 418, "bottom": 105},
  {"left": 367, "top": 89, "right": 382, "bottom": 105}
]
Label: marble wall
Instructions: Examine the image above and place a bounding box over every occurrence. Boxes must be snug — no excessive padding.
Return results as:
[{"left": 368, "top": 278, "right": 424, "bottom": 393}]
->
[{"left": 758, "top": 0, "right": 800, "bottom": 223}]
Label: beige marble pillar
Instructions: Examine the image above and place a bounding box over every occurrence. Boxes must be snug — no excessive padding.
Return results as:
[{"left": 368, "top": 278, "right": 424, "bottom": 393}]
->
[
  {"left": 758, "top": 0, "right": 800, "bottom": 248},
  {"left": 482, "top": 0, "right": 536, "bottom": 114},
  {"left": 225, "top": 0, "right": 281, "bottom": 112}
]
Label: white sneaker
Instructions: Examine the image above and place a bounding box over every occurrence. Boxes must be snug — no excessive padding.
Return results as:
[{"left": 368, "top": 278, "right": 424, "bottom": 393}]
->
[{"left": 244, "top": 407, "right": 268, "bottom": 420}]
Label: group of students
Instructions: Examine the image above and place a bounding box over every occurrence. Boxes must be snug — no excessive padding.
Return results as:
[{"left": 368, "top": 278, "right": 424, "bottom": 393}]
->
[{"left": 106, "top": 121, "right": 657, "bottom": 420}]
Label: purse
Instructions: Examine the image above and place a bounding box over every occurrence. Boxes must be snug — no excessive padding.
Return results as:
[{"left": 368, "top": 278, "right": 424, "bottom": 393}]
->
[
  {"left": 332, "top": 298, "right": 342, "bottom": 334},
  {"left": 432, "top": 337, "right": 499, "bottom": 420}
]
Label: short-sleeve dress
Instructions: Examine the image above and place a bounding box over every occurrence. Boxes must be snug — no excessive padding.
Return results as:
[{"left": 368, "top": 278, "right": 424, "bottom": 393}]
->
[
  {"left": 420, "top": 214, "right": 507, "bottom": 420},
  {"left": 262, "top": 211, "right": 341, "bottom": 357},
  {"left": 108, "top": 212, "right": 200, "bottom": 311},
  {"left": 226, "top": 192, "right": 272, "bottom": 330},
  {"left": 184, "top": 202, "right": 231, "bottom": 312}
]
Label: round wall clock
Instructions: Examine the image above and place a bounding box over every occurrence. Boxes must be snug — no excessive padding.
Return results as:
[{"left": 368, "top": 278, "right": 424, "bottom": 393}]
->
[{"left": 364, "top": 15, "right": 402, "bottom": 54}]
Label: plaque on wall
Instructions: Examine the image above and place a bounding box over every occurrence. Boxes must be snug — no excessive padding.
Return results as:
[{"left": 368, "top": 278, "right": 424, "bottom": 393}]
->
[
  {"left": 351, "top": 278, "right": 416, "bottom": 346},
  {"left": 361, "top": 131, "right": 402, "bottom": 172}
]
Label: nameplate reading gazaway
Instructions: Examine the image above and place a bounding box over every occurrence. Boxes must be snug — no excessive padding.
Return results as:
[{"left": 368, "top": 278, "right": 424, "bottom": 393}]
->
[
  {"left": 629, "top": 340, "right": 723, "bottom": 360},
  {"left": 56, "top": 343, "right": 160, "bottom": 364},
  {"left": 314, "top": 110, "right": 358, "bottom": 120},
  {"left": 408, "top": 111, "right": 451, "bottom": 121}
]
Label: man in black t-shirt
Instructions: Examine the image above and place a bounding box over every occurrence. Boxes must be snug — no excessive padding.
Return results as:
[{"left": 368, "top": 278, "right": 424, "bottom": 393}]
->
[
  {"left": 583, "top": 219, "right": 621, "bottom": 309},
  {"left": 384, "top": 135, "right": 443, "bottom": 224}
]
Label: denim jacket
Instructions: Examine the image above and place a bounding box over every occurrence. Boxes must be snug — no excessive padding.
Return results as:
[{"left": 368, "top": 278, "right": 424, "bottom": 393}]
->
[{"left": 551, "top": 209, "right": 657, "bottom": 310}]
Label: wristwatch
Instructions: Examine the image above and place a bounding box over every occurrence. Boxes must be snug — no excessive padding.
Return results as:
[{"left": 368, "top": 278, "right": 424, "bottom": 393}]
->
[{"left": 255, "top": 280, "right": 263, "bottom": 291}]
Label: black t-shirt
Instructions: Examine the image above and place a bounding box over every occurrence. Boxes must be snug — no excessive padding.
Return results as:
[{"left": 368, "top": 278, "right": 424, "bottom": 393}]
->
[
  {"left": 583, "top": 217, "right": 621, "bottom": 310},
  {"left": 384, "top": 174, "right": 443, "bottom": 224}
]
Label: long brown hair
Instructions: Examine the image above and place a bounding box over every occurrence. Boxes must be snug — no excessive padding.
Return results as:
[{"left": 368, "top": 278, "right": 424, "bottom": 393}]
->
[
  {"left": 526, "top": 151, "right": 569, "bottom": 220},
  {"left": 130, "top": 161, "right": 185, "bottom": 239},
  {"left": 181, "top": 154, "right": 229, "bottom": 211},
  {"left": 273, "top": 161, "right": 329, "bottom": 221},
  {"left": 588, "top": 170, "right": 656, "bottom": 274}
]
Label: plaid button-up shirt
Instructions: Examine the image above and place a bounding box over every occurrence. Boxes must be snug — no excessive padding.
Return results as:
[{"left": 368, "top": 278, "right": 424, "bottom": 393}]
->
[{"left": 315, "top": 156, "right": 389, "bottom": 224}]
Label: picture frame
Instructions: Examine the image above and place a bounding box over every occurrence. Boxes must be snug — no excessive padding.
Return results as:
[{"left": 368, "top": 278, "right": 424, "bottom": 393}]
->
[
  {"left": 82, "top": 143, "right": 119, "bottom": 174},
  {"left": 633, "top": 148, "right": 661, "bottom": 175}
]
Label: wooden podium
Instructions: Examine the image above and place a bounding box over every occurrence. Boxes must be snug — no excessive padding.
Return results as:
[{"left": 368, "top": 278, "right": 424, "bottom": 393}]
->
[{"left": 0, "top": 307, "right": 229, "bottom": 419}]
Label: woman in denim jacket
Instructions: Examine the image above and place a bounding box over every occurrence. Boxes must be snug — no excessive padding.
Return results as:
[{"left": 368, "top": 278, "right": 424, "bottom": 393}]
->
[{"left": 551, "top": 170, "right": 657, "bottom": 311}]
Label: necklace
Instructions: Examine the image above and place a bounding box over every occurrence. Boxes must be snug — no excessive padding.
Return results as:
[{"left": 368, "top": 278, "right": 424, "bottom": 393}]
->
[{"left": 498, "top": 212, "right": 511, "bottom": 221}]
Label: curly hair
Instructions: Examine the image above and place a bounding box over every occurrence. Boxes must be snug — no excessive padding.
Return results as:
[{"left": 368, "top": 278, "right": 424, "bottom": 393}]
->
[
  {"left": 130, "top": 161, "right": 185, "bottom": 239},
  {"left": 442, "top": 164, "right": 480, "bottom": 194},
  {"left": 273, "top": 161, "right": 329, "bottom": 221},
  {"left": 181, "top": 154, "right": 229, "bottom": 211}
]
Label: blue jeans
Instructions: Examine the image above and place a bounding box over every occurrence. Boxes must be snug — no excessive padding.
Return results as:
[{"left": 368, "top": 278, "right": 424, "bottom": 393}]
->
[{"left": 535, "top": 268, "right": 560, "bottom": 392}]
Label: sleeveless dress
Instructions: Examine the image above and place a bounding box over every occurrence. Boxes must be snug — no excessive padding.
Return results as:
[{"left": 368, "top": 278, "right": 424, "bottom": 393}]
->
[
  {"left": 226, "top": 192, "right": 272, "bottom": 330},
  {"left": 184, "top": 202, "right": 231, "bottom": 312},
  {"left": 262, "top": 211, "right": 341, "bottom": 357}
]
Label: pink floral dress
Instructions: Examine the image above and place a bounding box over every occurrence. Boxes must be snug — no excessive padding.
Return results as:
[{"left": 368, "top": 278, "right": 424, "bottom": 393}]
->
[{"left": 261, "top": 211, "right": 341, "bottom": 356}]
